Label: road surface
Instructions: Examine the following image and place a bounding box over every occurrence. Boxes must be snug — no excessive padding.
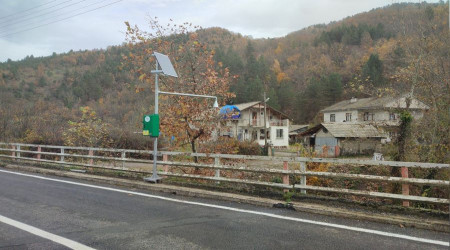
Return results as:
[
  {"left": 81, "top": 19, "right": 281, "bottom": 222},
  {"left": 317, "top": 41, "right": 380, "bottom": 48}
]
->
[{"left": 0, "top": 167, "right": 448, "bottom": 249}]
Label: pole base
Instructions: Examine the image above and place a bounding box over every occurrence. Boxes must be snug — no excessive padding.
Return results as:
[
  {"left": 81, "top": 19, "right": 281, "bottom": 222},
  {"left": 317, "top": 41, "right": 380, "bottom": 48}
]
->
[{"left": 144, "top": 174, "right": 162, "bottom": 183}]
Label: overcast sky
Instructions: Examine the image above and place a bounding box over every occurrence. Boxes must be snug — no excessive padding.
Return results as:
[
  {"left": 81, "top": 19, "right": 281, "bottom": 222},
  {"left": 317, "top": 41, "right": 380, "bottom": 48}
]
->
[{"left": 0, "top": 0, "right": 442, "bottom": 62}]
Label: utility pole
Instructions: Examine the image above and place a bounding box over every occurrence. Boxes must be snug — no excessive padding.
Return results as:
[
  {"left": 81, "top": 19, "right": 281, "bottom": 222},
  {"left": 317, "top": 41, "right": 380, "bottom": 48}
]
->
[{"left": 263, "top": 92, "right": 268, "bottom": 155}]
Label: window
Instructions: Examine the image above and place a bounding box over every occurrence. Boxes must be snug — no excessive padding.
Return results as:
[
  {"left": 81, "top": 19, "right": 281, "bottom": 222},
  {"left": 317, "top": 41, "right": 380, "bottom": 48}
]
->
[
  {"left": 252, "top": 112, "right": 257, "bottom": 125},
  {"left": 364, "top": 112, "right": 374, "bottom": 121},
  {"left": 252, "top": 130, "right": 257, "bottom": 140},
  {"left": 276, "top": 129, "right": 283, "bottom": 139},
  {"left": 260, "top": 129, "right": 265, "bottom": 140},
  {"left": 345, "top": 113, "right": 352, "bottom": 121},
  {"left": 388, "top": 131, "right": 398, "bottom": 139},
  {"left": 238, "top": 129, "right": 243, "bottom": 141},
  {"left": 389, "top": 113, "right": 396, "bottom": 121},
  {"left": 330, "top": 114, "right": 335, "bottom": 122}
]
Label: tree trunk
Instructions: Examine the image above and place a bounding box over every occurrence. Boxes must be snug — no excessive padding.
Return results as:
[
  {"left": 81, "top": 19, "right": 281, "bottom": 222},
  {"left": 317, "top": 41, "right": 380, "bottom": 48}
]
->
[
  {"left": 191, "top": 139, "right": 198, "bottom": 163},
  {"left": 391, "top": 111, "right": 413, "bottom": 195}
]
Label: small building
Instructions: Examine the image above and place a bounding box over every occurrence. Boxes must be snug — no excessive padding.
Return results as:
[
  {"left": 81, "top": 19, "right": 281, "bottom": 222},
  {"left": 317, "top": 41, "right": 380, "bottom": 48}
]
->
[
  {"left": 289, "top": 124, "right": 309, "bottom": 144},
  {"left": 219, "top": 101, "right": 291, "bottom": 147},
  {"left": 300, "top": 123, "right": 387, "bottom": 157}
]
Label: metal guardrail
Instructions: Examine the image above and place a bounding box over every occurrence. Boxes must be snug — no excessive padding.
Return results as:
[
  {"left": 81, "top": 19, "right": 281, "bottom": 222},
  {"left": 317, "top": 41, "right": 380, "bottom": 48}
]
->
[{"left": 0, "top": 142, "right": 449, "bottom": 205}]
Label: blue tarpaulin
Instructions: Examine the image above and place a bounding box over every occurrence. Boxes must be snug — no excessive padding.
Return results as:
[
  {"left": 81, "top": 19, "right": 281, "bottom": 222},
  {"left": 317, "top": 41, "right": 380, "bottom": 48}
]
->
[{"left": 220, "top": 105, "right": 241, "bottom": 119}]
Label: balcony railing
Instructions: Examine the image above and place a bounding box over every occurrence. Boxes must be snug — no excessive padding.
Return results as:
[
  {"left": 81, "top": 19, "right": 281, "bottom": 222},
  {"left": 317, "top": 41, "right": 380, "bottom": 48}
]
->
[{"left": 237, "top": 119, "right": 289, "bottom": 127}]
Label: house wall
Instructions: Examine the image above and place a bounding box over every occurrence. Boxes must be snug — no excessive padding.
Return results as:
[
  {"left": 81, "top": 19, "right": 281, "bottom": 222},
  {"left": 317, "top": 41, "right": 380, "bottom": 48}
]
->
[
  {"left": 314, "top": 129, "right": 339, "bottom": 156},
  {"left": 340, "top": 138, "right": 381, "bottom": 156},
  {"left": 324, "top": 110, "right": 358, "bottom": 123},
  {"left": 267, "top": 126, "right": 289, "bottom": 147},
  {"left": 324, "top": 96, "right": 428, "bottom": 124},
  {"left": 237, "top": 108, "right": 287, "bottom": 127},
  {"left": 386, "top": 97, "right": 429, "bottom": 109},
  {"left": 373, "top": 110, "right": 390, "bottom": 121},
  {"left": 312, "top": 129, "right": 382, "bottom": 157},
  {"left": 325, "top": 109, "right": 425, "bottom": 124}
]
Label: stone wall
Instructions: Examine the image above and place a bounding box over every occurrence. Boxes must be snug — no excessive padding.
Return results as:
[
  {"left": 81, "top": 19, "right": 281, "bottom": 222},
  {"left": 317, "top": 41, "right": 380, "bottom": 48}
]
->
[{"left": 340, "top": 138, "right": 381, "bottom": 156}]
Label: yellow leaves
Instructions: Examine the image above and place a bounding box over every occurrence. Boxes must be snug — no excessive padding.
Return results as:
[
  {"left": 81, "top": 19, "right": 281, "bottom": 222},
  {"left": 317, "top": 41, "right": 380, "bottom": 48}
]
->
[
  {"left": 274, "top": 43, "right": 283, "bottom": 55},
  {"left": 276, "top": 72, "right": 288, "bottom": 84},
  {"left": 138, "top": 73, "right": 146, "bottom": 82},
  {"left": 273, "top": 59, "right": 281, "bottom": 73},
  {"left": 273, "top": 58, "right": 289, "bottom": 83},
  {"left": 63, "top": 107, "right": 112, "bottom": 147},
  {"left": 23, "top": 129, "right": 43, "bottom": 144}
]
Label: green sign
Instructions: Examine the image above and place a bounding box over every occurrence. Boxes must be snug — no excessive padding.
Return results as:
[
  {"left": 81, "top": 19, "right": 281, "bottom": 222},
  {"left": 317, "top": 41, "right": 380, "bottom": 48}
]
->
[{"left": 143, "top": 114, "right": 160, "bottom": 137}]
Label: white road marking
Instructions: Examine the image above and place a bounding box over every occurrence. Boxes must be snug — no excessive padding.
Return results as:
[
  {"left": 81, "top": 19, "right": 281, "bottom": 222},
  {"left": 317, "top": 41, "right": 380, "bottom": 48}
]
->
[
  {"left": 0, "top": 214, "right": 95, "bottom": 250},
  {"left": 0, "top": 169, "right": 448, "bottom": 247}
]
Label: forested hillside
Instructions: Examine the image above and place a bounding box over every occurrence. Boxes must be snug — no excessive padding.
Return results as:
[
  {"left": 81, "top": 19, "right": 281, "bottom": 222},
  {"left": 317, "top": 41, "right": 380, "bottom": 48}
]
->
[{"left": 0, "top": 2, "right": 448, "bottom": 161}]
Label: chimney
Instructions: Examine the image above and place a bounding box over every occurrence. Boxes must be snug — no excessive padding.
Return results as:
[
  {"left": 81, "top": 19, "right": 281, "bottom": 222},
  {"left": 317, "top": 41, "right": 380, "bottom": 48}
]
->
[{"left": 350, "top": 97, "right": 358, "bottom": 103}]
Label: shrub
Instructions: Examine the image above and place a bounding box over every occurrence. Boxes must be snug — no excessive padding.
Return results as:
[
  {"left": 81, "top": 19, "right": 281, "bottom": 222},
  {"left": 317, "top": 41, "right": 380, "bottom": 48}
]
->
[
  {"left": 237, "top": 141, "right": 263, "bottom": 155},
  {"left": 198, "top": 137, "right": 240, "bottom": 154}
]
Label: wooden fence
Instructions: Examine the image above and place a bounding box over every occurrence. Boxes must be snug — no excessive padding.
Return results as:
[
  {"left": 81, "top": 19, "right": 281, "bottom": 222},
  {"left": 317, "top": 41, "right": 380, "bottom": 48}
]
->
[{"left": 0, "top": 142, "right": 448, "bottom": 206}]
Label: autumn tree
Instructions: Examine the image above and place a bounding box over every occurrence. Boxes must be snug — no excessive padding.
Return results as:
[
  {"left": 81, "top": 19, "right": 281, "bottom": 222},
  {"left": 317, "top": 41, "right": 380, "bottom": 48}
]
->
[
  {"left": 390, "top": 3, "right": 449, "bottom": 163},
  {"left": 123, "top": 18, "right": 234, "bottom": 155},
  {"left": 63, "top": 106, "right": 112, "bottom": 147}
]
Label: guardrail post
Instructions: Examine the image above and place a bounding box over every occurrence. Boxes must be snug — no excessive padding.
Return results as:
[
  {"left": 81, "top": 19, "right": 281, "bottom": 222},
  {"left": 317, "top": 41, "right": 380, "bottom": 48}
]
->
[
  {"left": 60, "top": 148, "right": 65, "bottom": 162},
  {"left": 88, "top": 149, "right": 93, "bottom": 165},
  {"left": 11, "top": 145, "right": 15, "bottom": 158},
  {"left": 300, "top": 161, "right": 307, "bottom": 194},
  {"left": 283, "top": 161, "right": 289, "bottom": 193},
  {"left": 36, "top": 146, "right": 41, "bottom": 160},
  {"left": 401, "top": 166, "right": 410, "bottom": 207},
  {"left": 214, "top": 157, "right": 221, "bottom": 184},
  {"left": 17, "top": 145, "right": 21, "bottom": 159},
  {"left": 121, "top": 150, "right": 126, "bottom": 169},
  {"left": 163, "top": 154, "right": 169, "bottom": 172}
]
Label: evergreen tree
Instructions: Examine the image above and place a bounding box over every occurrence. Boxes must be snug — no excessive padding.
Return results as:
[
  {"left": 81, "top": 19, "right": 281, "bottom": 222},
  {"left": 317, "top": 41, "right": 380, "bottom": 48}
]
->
[{"left": 362, "top": 53, "right": 385, "bottom": 87}]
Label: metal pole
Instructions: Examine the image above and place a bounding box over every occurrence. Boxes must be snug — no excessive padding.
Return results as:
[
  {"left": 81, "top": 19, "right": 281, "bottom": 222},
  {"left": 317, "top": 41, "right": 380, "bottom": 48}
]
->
[
  {"left": 145, "top": 60, "right": 162, "bottom": 183},
  {"left": 264, "top": 92, "right": 267, "bottom": 155}
]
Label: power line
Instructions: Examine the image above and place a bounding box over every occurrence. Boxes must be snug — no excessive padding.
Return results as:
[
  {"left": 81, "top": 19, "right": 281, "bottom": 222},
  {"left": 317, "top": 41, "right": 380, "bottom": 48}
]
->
[
  {"left": 0, "top": 0, "right": 89, "bottom": 28},
  {"left": 0, "top": 0, "right": 123, "bottom": 38},
  {"left": 0, "top": 0, "right": 112, "bottom": 34},
  {"left": 0, "top": 0, "right": 74, "bottom": 25},
  {"left": 0, "top": 0, "right": 58, "bottom": 20}
]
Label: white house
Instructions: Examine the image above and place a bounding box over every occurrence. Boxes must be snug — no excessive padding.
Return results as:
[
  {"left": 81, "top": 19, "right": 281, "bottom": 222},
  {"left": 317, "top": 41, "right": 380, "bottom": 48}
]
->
[
  {"left": 300, "top": 95, "right": 429, "bottom": 157},
  {"left": 219, "top": 101, "right": 291, "bottom": 147},
  {"left": 321, "top": 95, "right": 428, "bottom": 124},
  {"left": 321, "top": 95, "right": 429, "bottom": 140}
]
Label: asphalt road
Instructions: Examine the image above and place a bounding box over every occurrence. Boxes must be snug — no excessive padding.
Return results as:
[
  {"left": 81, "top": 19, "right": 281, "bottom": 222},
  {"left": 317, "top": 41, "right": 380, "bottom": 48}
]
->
[{"left": 0, "top": 167, "right": 448, "bottom": 250}]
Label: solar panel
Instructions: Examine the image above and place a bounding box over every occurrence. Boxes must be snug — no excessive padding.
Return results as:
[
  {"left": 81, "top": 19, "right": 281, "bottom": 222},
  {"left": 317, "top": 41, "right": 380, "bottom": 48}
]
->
[{"left": 154, "top": 52, "right": 178, "bottom": 77}]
